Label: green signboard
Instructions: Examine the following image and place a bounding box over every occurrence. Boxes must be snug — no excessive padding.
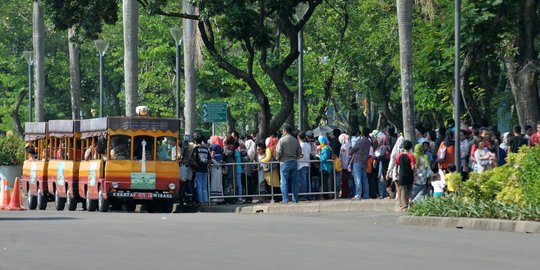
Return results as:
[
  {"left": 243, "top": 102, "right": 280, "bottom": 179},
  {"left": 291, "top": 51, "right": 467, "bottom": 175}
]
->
[
  {"left": 202, "top": 102, "right": 227, "bottom": 123},
  {"left": 131, "top": 173, "right": 156, "bottom": 190}
]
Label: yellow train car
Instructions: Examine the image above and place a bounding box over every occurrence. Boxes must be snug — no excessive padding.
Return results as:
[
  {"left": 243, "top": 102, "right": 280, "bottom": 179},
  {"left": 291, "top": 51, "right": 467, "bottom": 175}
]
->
[
  {"left": 22, "top": 122, "right": 49, "bottom": 210},
  {"left": 47, "top": 120, "right": 82, "bottom": 211},
  {"left": 79, "top": 117, "right": 180, "bottom": 212}
]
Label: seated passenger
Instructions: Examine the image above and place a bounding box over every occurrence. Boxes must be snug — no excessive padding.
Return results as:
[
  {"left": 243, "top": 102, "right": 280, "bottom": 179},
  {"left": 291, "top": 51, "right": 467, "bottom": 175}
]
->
[
  {"left": 111, "top": 143, "right": 129, "bottom": 160},
  {"left": 157, "top": 141, "right": 170, "bottom": 160}
]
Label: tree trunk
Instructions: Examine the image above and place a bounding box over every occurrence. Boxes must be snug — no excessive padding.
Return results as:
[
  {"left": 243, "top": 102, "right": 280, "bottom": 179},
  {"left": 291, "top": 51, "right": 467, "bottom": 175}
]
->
[
  {"left": 68, "top": 27, "right": 81, "bottom": 120},
  {"left": 183, "top": 0, "right": 197, "bottom": 136},
  {"left": 505, "top": 59, "right": 540, "bottom": 127},
  {"left": 503, "top": 0, "right": 540, "bottom": 127},
  {"left": 123, "top": 0, "right": 139, "bottom": 116},
  {"left": 396, "top": 0, "right": 415, "bottom": 142},
  {"left": 32, "top": 0, "right": 45, "bottom": 122},
  {"left": 226, "top": 107, "right": 236, "bottom": 134},
  {"left": 459, "top": 49, "right": 483, "bottom": 126}
]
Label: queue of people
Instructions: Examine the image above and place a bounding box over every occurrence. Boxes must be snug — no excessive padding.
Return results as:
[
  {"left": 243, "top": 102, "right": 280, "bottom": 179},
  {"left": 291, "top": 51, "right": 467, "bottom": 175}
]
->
[{"left": 177, "top": 121, "right": 540, "bottom": 210}]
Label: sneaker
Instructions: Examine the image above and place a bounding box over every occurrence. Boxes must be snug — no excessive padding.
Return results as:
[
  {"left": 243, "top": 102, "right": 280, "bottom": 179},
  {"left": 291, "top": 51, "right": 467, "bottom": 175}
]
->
[
  {"left": 237, "top": 198, "right": 246, "bottom": 204},
  {"left": 352, "top": 195, "right": 361, "bottom": 200}
]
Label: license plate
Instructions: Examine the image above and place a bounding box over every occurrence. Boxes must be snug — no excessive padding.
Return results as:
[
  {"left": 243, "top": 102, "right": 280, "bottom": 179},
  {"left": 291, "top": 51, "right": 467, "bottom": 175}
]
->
[{"left": 133, "top": 192, "right": 153, "bottom": 200}]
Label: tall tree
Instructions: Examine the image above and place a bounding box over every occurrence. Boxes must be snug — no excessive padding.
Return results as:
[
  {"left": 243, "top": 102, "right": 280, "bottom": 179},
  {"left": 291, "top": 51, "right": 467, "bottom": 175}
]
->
[
  {"left": 503, "top": 0, "right": 540, "bottom": 127},
  {"left": 123, "top": 0, "right": 139, "bottom": 116},
  {"left": 195, "top": 0, "right": 322, "bottom": 138},
  {"left": 396, "top": 0, "right": 415, "bottom": 141},
  {"left": 32, "top": 0, "right": 45, "bottom": 122},
  {"left": 67, "top": 27, "right": 81, "bottom": 119},
  {"left": 183, "top": 0, "right": 197, "bottom": 135},
  {"left": 44, "top": 0, "right": 120, "bottom": 118}
]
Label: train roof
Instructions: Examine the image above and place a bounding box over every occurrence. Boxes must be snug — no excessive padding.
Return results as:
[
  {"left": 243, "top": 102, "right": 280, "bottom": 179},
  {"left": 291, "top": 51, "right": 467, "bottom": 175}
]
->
[
  {"left": 80, "top": 116, "right": 180, "bottom": 138},
  {"left": 24, "top": 122, "right": 47, "bottom": 141},
  {"left": 48, "top": 119, "right": 81, "bottom": 138}
]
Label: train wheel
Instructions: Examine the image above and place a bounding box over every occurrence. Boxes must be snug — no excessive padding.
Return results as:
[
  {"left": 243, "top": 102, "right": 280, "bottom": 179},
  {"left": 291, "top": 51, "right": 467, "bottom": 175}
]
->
[
  {"left": 28, "top": 189, "right": 37, "bottom": 210},
  {"left": 66, "top": 188, "right": 77, "bottom": 211},
  {"left": 86, "top": 189, "right": 97, "bottom": 212},
  {"left": 98, "top": 187, "right": 109, "bottom": 212},
  {"left": 37, "top": 188, "right": 47, "bottom": 210},
  {"left": 55, "top": 189, "right": 65, "bottom": 211}
]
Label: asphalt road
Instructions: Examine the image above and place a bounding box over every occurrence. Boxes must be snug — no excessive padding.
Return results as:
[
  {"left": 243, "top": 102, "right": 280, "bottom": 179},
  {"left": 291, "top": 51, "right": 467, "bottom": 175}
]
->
[{"left": 0, "top": 211, "right": 538, "bottom": 270}]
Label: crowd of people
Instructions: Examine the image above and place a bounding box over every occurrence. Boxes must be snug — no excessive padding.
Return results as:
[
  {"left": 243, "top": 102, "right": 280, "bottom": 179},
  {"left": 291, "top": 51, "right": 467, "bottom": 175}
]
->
[{"left": 179, "top": 121, "right": 540, "bottom": 210}]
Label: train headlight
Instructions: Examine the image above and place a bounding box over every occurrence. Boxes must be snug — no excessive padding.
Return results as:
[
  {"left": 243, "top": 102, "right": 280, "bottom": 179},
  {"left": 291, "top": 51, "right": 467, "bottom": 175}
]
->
[
  {"left": 168, "top": 183, "right": 176, "bottom": 190},
  {"left": 112, "top": 182, "right": 120, "bottom": 189}
]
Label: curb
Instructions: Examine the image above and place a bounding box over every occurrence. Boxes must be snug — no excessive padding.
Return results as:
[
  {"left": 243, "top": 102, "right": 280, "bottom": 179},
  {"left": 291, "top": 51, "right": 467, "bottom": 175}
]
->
[
  {"left": 200, "top": 200, "right": 401, "bottom": 214},
  {"left": 398, "top": 215, "right": 540, "bottom": 233}
]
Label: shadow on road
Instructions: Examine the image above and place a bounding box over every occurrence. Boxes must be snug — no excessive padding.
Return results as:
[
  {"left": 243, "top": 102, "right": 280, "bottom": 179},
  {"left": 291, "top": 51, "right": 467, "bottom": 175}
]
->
[{"left": 0, "top": 217, "right": 78, "bottom": 221}]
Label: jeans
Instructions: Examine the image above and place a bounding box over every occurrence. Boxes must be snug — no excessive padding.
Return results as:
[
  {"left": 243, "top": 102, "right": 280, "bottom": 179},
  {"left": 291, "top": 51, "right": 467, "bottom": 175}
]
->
[
  {"left": 378, "top": 175, "right": 386, "bottom": 198},
  {"left": 352, "top": 163, "right": 369, "bottom": 199},
  {"left": 195, "top": 172, "right": 208, "bottom": 204},
  {"left": 280, "top": 160, "right": 299, "bottom": 203},
  {"left": 335, "top": 171, "right": 342, "bottom": 198},
  {"left": 235, "top": 173, "right": 243, "bottom": 196},
  {"left": 298, "top": 166, "right": 309, "bottom": 195}
]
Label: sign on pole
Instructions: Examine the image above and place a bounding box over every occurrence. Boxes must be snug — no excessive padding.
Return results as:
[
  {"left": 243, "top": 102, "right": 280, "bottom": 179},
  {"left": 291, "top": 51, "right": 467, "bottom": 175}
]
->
[{"left": 202, "top": 102, "right": 227, "bottom": 123}]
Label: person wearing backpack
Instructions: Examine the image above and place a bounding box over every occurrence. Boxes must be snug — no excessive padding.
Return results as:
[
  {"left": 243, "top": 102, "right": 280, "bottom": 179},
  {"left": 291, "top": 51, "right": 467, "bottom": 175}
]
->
[
  {"left": 394, "top": 140, "right": 416, "bottom": 210},
  {"left": 192, "top": 134, "right": 211, "bottom": 205}
]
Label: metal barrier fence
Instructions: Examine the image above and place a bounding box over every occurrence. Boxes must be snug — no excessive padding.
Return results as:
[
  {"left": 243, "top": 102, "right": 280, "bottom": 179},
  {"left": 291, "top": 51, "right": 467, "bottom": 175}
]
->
[{"left": 198, "top": 159, "right": 339, "bottom": 204}]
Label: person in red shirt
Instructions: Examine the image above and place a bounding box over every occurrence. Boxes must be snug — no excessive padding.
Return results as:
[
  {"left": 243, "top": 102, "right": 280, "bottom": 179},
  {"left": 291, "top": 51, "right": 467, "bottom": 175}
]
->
[{"left": 530, "top": 121, "right": 540, "bottom": 147}]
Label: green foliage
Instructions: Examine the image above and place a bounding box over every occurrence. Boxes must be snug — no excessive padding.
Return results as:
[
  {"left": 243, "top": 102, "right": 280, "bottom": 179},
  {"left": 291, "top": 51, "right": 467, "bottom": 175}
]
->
[
  {"left": 44, "top": 0, "right": 120, "bottom": 40},
  {"left": 514, "top": 146, "right": 540, "bottom": 207},
  {"left": 445, "top": 172, "right": 462, "bottom": 192},
  {"left": 415, "top": 144, "right": 540, "bottom": 220},
  {"left": 408, "top": 195, "right": 540, "bottom": 221},
  {"left": 0, "top": 134, "right": 25, "bottom": 166}
]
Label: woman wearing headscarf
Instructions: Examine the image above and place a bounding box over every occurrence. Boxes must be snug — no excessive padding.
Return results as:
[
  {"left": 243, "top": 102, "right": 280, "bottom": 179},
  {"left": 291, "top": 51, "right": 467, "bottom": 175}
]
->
[
  {"left": 386, "top": 135, "right": 405, "bottom": 199},
  {"left": 412, "top": 144, "right": 432, "bottom": 202},
  {"left": 261, "top": 136, "right": 280, "bottom": 200},
  {"left": 339, "top": 134, "right": 352, "bottom": 197},
  {"left": 498, "top": 132, "right": 509, "bottom": 166},
  {"left": 318, "top": 136, "right": 333, "bottom": 198},
  {"left": 374, "top": 132, "right": 390, "bottom": 198},
  {"left": 209, "top": 136, "right": 224, "bottom": 201}
]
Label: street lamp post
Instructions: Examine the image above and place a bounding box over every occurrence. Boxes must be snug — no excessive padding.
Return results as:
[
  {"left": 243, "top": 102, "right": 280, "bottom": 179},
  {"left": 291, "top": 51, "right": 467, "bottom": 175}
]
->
[
  {"left": 295, "top": 3, "right": 309, "bottom": 132},
  {"left": 170, "top": 27, "right": 183, "bottom": 120},
  {"left": 23, "top": 51, "right": 34, "bottom": 122},
  {"left": 95, "top": 40, "right": 109, "bottom": 118},
  {"left": 454, "top": 0, "right": 461, "bottom": 171}
]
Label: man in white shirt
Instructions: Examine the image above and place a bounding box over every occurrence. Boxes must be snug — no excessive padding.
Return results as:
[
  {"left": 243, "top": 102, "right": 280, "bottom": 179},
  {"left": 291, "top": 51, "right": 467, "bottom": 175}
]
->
[{"left": 297, "top": 132, "right": 311, "bottom": 200}]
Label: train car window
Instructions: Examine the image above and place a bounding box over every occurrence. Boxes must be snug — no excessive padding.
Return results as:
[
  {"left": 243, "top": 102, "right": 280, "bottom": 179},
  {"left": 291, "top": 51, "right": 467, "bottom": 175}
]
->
[
  {"left": 156, "top": 136, "right": 177, "bottom": 161},
  {"left": 133, "top": 136, "right": 155, "bottom": 161},
  {"left": 110, "top": 135, "right": 131, "bottom": 160}
]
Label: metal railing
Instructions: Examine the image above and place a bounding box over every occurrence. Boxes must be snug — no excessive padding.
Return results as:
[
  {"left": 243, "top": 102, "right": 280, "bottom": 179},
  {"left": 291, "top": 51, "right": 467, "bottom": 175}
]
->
[{"left": 199, "top": 159, "right": 338, "bottom": 204}]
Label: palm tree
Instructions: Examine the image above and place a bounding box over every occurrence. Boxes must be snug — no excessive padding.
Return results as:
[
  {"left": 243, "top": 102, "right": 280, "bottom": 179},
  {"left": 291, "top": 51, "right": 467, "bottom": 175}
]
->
[
  {"left": 68, "top": 27, "right": 81, "bottom": 120},
  {"left": 123, "top": 0, "right": 139, "bottom": 116},
  {"left": 32, "top": 0, "right": 45, "bottom": 122},
  {"left": 183, "top": 0, "right": 197, "bottom": 135},
  {"left": 396, "top": 0, "right": 415, "bottom": 141}
]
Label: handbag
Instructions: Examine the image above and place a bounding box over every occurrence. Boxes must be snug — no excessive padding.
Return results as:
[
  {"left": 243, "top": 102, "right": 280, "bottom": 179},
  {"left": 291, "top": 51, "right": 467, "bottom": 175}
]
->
[
  {"left": 180, "top": 164, "right": 189, "bottom": 182},
  {"left": 436, "top": 146, "right": 447, "bottom": 163}
]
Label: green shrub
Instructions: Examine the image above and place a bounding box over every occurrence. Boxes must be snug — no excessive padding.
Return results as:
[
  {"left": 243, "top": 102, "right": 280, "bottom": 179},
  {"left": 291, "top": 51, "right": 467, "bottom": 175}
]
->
[
  {"left": 514, "top": 146, "right": 540, "bottom": 207},
  {"left": 0, "top": 135, "right": 25, "bottom": 165},
  {"left": 408, "top": 195, "right": 540, "bottom": 221}
]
